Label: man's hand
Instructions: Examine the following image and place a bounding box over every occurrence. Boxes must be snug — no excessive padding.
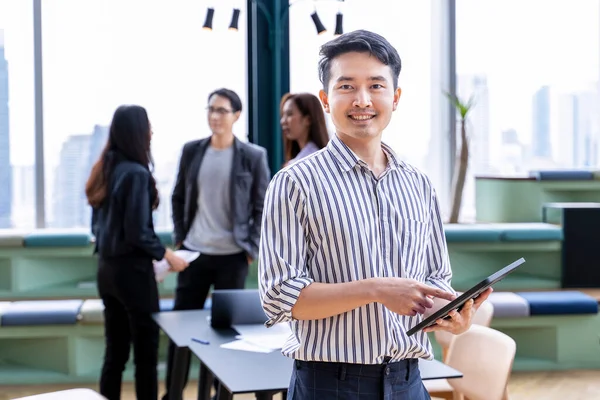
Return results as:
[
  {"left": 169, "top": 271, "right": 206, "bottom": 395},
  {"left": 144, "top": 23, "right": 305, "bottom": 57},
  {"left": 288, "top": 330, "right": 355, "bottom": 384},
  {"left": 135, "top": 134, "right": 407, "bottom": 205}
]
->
[
  {"left": 247, "top": 255, "right": 253, "bottom": 265},
  {"left": 423, "top": 287, "right": 493, "bottom": 335},
  {"left": 376, "top": 278, "right": 456, "bottom": 317}
]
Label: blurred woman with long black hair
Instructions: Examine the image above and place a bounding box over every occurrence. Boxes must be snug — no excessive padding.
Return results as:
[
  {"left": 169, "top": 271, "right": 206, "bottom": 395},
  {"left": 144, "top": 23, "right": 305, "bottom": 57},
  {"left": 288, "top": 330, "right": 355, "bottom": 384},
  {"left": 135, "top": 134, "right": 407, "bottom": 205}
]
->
[{"left": 86, "top": 105, "right": 189, "bottom": 400}]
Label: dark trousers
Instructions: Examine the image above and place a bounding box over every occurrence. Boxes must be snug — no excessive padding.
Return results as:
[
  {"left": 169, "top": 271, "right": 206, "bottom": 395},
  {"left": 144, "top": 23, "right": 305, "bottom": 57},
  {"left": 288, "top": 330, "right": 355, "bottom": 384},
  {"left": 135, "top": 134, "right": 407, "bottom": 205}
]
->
[
  {"left": 97, "top": 257, "right": 160, "bottom": 400},
  {"left": 162, "top": 251, "right": 249, "bottom": 400},
  {"left": 288, "top": 358, "right": 431, "bottom": 400}
]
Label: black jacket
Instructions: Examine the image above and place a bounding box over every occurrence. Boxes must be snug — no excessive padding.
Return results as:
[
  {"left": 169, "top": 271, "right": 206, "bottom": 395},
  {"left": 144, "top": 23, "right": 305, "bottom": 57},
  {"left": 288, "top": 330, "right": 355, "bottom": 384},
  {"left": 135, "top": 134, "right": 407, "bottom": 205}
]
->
[
  {"left": 92, "top": 155, "right": 166, "bottom": 261},
  {"left": 171, "top": 137, "right": 270, "bottom": 260}
]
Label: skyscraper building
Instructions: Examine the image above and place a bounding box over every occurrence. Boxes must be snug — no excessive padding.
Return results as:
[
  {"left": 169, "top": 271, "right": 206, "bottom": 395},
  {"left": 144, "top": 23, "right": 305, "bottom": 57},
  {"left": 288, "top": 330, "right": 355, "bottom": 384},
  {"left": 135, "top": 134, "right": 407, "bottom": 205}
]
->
[
  {"left": 51, "top": 125, "right": 108, "bottom": 228},
  {"left": 532, "top": 85, "right": 552, "bottom": 159},
  {"left": 51, "top": 134, "right": 91, "bottom": 228},
  {"left": 0, "top": 29, "right": 12, "bottom": 228}
]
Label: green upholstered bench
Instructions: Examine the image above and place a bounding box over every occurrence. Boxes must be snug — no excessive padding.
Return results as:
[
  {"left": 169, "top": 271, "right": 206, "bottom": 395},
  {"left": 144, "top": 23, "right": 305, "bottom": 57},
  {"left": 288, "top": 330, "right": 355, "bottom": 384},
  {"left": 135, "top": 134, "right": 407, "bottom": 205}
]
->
[
  {"left": 0, "top": 300, "right": 84, "bottom": 326},
  {"left": 24, "top": 230, "right": 93, "bottom": 247},
  {"left": 495, "top": 223, "right": 563, "bottom": 241},
  {"left": 79, "top": 298, "right": 181, "bottom": 324},
  {"left": 444, "top": 224, "right": 503, "bottom": 242},
  {"left": 445, "top": 223, "right": 563, "bottom": 292},
  {"left": 490, "top": 290, "right": 600, "bottom": 371},
  {"left": 444, "top": 222, "right": 562, "bottom": 242}
]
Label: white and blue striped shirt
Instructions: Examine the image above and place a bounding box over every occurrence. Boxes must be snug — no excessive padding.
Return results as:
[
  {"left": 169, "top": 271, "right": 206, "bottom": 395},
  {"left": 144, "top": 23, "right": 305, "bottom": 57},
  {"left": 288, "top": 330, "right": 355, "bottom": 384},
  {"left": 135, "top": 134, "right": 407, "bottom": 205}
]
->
[{"left": 258, "top": 135, "right": 454, "bottom": 364}]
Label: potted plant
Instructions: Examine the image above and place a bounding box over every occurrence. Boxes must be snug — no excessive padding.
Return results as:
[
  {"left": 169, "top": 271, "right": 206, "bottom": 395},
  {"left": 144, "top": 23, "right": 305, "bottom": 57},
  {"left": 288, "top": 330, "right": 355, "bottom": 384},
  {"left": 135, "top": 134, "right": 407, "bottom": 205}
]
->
[{"left": 447, "top": 92, "right": 475, "bottom": 223}]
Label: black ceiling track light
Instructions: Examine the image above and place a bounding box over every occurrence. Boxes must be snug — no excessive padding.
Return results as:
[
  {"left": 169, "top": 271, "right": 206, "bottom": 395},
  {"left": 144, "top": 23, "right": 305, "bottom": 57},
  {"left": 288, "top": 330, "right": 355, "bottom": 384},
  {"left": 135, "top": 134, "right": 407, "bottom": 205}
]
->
[
  {"left": 229, "top": 8, "right": 241, "bottom": 30},
  {"left": 310, "top": 11, "right": 327, "bottom": 35},
  {"left": 202, "top": 1, "right": 346, "bottom": 35},
  {"left": 334, "top": 11, "right": 343, "bottom": 36},
  {"left": 202, "top": 7, "right": 214, "bottom": 30}
]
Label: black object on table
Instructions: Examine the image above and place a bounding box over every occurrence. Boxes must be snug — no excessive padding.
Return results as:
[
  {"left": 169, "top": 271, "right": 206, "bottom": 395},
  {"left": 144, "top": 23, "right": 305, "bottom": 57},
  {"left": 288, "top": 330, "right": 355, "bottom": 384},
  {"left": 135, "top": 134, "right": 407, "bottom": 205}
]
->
[
  {"left": 154, "top": 309, "right": 463, "bottom": 400},
  {"left": 542, "top": 202, "right": 600, "bottom": 288}
]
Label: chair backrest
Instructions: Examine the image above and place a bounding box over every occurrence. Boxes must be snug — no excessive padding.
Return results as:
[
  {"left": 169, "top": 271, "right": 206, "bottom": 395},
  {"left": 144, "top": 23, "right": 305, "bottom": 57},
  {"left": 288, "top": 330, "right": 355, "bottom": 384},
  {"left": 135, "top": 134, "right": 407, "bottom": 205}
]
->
[
  {"left": 435, "top": 299, "right": 495, "bottom": 352},
  {"left": 445, "top": 325, "right": 516, "bottom": 400}
]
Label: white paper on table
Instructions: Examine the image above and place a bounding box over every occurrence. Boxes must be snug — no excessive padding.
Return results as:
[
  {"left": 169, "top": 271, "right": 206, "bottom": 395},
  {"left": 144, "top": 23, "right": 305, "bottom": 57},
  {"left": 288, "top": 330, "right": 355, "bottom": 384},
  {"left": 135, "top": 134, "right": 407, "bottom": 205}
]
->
[
  {"left": 232, "top": 323, "right": 292, "bottom": 350},
  {"left": 220, "top": 339, "right": 275, "bottom": 353},
  {"left": 153, "top": 250, "right": 200, "bottom": 282}
]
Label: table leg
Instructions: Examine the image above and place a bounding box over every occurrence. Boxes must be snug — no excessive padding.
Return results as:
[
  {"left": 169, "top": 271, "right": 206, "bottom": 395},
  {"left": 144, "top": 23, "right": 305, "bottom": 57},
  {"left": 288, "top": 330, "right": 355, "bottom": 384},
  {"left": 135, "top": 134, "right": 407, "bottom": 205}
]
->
[
  {"left": 255, "top": 390, "right": 282, "bottom": 400},
  {"left": 216, "top": 384, "right": 233, "bottom": 400},
  {"left": 197, "top": 362, "right": 214, "bottom": 400},
  {"left": 169, "top": 346, "right": 191, "bottom": 400}
]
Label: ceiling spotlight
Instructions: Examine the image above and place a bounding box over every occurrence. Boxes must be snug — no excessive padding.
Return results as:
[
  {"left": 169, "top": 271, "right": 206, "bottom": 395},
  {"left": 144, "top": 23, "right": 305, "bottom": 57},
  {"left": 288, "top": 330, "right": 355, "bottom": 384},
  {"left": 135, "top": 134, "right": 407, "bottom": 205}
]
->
[
  {"left": 311, "top": 11, "right": 327, "bottom": 35},
  {"left": 334, "top": 12, "right": 343, "bottom": 36},
  {"left": 202, "top": 7, "right": 215, "bottom": 31},
  {"left": 229, "top": 8, "right": 241, "bottom": 31}
]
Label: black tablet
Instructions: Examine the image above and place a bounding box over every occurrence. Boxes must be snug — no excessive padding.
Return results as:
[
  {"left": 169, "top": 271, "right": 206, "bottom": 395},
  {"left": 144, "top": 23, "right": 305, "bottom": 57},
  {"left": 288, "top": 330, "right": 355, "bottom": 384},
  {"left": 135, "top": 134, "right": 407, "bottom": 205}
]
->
[{"left": 406, "top": 257, "right": 526, "bottom": 336}]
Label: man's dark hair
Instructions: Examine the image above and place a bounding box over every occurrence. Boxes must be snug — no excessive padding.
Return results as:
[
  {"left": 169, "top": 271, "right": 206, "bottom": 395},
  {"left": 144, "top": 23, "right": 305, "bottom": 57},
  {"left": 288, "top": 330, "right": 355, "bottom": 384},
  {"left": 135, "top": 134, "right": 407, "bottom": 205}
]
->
[
  {"left": 208, "top": 88, "right": 243, "bottom": 113},
  {"left": 318, "top": 30, "right": 402, "bottom": 92}
]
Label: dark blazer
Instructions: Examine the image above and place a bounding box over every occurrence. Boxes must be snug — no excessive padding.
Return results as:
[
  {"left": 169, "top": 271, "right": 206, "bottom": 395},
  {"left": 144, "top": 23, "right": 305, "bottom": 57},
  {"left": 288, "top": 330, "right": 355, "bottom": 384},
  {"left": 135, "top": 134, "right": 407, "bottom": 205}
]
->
[
  {"left": 93, "top": 155, "right": 166, "bottom": 261},
  {"left": 171, "top": 137, "right": 271, "bottom": 260}
]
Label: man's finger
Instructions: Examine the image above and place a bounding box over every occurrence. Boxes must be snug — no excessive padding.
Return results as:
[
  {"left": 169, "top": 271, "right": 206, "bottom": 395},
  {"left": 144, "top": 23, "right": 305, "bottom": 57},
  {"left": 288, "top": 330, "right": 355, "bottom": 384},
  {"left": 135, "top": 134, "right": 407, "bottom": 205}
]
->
[
  {"left": 421, "top": 296, "right": 435, "bottom": 309},
  {"left": 474, "top": 288, "right": 493, "bottom": 305},
  {"left": 423, "top": 286, "right": 456, "bottom": 301},
  {"left": 413, "top": 305, "right": 426, "bottom": 315},
  {"left": 461, "top": 299, "right": 474, "bottom": 312}
]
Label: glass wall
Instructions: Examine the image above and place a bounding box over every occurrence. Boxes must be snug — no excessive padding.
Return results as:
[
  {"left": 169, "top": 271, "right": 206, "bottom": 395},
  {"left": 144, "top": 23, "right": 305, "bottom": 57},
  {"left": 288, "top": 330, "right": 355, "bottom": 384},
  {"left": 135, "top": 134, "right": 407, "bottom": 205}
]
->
[
  {"left": 0, "top": 0, "right": 35, "bottom": 229},
  {"left": 289, "top": 0, "right": 451, "bottom": 205},
  {"left": 41, "top": 0, "right": 248, "bottom": 229},
  {"left": 456, "top": 0, "right": 600, "bottom": 220},
  {"left": 9, "top": 1, "right": 597, "bottom": 229}
]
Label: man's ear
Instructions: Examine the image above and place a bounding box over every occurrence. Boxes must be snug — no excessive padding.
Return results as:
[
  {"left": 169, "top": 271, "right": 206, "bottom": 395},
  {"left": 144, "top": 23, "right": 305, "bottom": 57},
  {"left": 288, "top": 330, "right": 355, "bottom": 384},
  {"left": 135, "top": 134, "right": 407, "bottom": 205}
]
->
[
  {"left": 319, "top": 89, "right": 330, "bottom": 113},
  {"left": 392, "top": 87, "right": 402, "bottom": 111},
  {"left": 233, "top": 111, "right": 241, "bottom": 122}
]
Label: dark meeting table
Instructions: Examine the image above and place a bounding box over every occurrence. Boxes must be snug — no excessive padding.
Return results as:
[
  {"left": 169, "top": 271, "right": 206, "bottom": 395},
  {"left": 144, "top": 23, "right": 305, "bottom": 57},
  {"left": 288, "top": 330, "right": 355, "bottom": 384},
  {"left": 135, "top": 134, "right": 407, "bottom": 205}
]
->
[{"left": 153, "top": 310, "right": 463, "bottom": 400}]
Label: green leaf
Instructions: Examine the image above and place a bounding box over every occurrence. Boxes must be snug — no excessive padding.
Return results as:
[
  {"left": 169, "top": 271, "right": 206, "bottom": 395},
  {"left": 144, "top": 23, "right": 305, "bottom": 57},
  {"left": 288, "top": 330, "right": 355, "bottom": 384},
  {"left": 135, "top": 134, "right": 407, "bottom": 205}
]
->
[{"left": 444, "top": 91, "right": 476, "bottom": 119}]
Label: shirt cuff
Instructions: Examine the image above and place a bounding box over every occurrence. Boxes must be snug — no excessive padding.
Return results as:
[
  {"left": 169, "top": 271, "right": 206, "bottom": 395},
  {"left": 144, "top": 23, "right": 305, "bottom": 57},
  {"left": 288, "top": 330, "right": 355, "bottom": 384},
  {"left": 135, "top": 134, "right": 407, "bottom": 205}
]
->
[{"left": 264, "top": 277, "right": 314, "bottom": 327}]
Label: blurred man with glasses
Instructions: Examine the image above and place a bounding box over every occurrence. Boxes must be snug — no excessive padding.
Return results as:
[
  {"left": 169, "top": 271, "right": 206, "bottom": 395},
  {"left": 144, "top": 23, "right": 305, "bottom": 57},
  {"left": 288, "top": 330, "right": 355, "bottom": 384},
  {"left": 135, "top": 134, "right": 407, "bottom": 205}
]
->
[{"left": 162, "top": 88, "right": 270, "bottom": 400}]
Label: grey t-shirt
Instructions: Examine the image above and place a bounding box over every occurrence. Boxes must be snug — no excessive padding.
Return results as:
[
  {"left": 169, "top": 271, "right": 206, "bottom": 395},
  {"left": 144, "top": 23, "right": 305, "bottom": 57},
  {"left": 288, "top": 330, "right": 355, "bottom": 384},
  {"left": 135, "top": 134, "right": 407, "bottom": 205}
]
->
[{"left": 183, "top": 145, "right": 242, "bottom": 255}]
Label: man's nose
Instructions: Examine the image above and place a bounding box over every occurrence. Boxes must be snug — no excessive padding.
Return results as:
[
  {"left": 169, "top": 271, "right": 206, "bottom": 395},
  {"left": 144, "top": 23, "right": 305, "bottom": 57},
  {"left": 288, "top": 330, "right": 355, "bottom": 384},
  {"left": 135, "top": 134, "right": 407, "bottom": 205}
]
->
[{"left": 353, "top": 89, "right": 372, "bottom": 108}]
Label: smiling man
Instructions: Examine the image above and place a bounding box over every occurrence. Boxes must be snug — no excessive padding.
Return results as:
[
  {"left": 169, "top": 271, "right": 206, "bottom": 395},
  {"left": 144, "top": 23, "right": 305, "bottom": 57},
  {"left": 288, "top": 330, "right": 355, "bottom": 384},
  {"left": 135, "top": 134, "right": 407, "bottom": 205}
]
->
[{"left": 258, "top": 30, "right": 491, "bottom": 399}]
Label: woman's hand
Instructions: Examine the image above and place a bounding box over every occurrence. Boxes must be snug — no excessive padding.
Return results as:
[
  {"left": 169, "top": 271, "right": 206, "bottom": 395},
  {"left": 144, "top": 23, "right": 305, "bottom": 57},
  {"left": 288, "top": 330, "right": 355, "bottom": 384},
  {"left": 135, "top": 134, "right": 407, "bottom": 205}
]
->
[{"left": 164, "top": 248, "right": 189, "bottom": 272}]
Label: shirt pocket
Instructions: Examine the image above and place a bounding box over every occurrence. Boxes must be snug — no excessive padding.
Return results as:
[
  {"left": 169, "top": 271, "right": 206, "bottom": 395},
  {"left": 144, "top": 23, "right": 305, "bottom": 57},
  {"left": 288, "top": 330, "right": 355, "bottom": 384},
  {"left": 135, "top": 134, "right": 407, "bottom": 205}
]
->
[{"left": 400, "top": 218, "right": 430, "bottom": 280}]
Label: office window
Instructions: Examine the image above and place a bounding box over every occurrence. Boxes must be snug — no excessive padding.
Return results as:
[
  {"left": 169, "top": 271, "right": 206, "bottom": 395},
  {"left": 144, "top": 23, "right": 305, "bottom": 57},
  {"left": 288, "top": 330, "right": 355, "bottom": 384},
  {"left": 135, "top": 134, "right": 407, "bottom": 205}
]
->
[
  {"left": 457, "top": 0, "right": 600, "bottom": 220},
  {"left": 41, "top": 0, "right": 247, "bottom": 229},
  {"left": 0, "top": 0, "right": 35, "bottom": 229},
  {"left": 289, "top": 0, "right": 450, "bottom": 204}
]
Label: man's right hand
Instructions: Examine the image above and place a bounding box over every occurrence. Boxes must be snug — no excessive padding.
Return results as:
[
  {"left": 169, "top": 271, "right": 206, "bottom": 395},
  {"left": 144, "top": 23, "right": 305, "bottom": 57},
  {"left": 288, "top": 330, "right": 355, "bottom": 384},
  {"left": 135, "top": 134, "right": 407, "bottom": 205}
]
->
[
  {"left": 374, "top": 277, "right": 456, "bottom": 317},
  {"left": 164, "top": 248, "right": 189, "bottom": 272}
]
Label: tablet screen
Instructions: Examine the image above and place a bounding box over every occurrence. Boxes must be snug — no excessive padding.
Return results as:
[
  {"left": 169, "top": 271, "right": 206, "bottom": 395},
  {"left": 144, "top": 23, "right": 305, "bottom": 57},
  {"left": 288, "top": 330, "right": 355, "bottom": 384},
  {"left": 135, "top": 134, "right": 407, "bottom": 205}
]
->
[{"left": 406, "top": 257, "right": 526, "bottom": 336}]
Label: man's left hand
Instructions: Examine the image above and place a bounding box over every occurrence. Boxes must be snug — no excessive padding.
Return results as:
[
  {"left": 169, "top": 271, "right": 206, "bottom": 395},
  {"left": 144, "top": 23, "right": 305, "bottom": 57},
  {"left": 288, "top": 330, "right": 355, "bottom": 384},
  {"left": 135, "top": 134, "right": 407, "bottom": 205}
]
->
[
  {"left": 247, "top": 255, "right": 253, "bottom": 265},
  {"left": 422, "top": 287, "right": 493, "bottom": 335}
]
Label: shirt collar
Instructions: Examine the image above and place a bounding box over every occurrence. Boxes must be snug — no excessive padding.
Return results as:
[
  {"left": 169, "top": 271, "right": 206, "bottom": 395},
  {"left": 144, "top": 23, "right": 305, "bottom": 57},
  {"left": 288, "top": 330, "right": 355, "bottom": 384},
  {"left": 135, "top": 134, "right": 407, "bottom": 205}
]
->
[{"left": 326, "top": 134, "right": 403, "bottom": 173}]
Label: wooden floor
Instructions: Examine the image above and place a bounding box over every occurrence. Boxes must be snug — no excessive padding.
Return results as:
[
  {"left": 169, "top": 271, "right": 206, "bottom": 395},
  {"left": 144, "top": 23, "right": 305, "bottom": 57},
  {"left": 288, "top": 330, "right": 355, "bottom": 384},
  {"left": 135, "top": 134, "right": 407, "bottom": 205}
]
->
[{"left": 3, "top": 370, "right": 600, "bottom": 400}]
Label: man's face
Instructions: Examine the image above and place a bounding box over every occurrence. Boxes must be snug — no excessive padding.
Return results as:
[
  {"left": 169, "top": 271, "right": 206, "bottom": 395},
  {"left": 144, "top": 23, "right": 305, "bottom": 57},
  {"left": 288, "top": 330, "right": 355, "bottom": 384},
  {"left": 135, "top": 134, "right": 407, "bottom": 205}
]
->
[
  {"left": 319, "top": 51, "right": 401, "bottom": 143},
  {"left": 207, "top": 94, "right": 240, "bottom": 135}
]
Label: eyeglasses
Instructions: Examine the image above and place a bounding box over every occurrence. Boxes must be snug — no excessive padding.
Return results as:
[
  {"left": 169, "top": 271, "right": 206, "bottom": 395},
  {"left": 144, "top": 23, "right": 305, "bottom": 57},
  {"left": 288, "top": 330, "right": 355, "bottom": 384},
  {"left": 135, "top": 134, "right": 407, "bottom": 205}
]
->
[{"left": 206, "top": 106, "right": 234, "bottom": 116}]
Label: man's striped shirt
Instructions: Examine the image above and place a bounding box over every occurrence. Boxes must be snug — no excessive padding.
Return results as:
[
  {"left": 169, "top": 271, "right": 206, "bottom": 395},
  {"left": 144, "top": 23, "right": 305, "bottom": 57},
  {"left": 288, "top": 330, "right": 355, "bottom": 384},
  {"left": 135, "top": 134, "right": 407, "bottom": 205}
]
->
[{"left": 258, "top": 134, "right": 453, "bottom": 364}]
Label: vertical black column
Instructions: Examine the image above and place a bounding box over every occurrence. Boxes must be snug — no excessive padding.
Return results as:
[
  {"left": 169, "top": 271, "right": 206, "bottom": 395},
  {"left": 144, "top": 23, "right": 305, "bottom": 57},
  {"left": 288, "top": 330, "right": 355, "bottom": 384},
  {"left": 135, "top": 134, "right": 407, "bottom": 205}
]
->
[{"left": 246, "top": 0, "right": 290, "bottom": 175}]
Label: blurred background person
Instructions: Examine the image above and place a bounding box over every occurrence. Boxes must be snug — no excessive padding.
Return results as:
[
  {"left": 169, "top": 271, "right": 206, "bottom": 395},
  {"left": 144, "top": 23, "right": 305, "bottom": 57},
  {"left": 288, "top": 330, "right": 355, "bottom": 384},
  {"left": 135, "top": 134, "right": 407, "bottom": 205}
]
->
[
  {"left": 280, "top": 92, "right": 330, "bottom": 166},
  {"left": 86, "top": 104, "right": 189, "bottom": 400},
  {"left": 163, "top": 88, "right": 270, "bottom": 400}
]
